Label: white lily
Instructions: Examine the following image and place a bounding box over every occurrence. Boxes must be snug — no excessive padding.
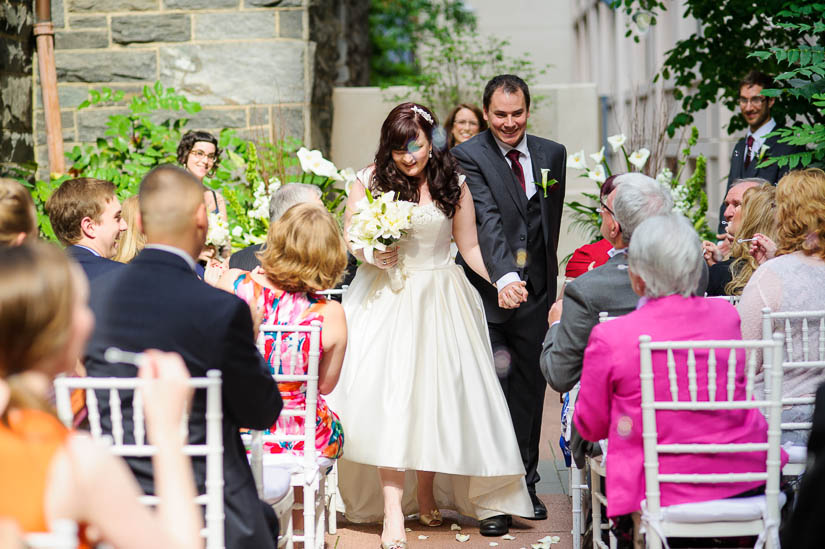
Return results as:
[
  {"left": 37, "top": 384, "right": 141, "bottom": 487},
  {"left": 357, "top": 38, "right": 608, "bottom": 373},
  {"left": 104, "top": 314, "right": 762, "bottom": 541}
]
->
[
  {"left": 607, "top": 133, "right": 626, "bottom": 152},
  {"left": 568, "top": 149, "right": 588, "bottom": 170},
  {"left": 588, "top": 164, "right": 606, "bottom": 183},
  {"left": 297, "top": 147, "right": 343, "bottom": 180},
  {"left": 628, "top": 148, "right": 651, "bottom": 170},
  {"left": 340, "top": 167, "right": 357, "bottom": 195},
  {"left": 589, "top": 146, "right": 605, "bottom": 165}
]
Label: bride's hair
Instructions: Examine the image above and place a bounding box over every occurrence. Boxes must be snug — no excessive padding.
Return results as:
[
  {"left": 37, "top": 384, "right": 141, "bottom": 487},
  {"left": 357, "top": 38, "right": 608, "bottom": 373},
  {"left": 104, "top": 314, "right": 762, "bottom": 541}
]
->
[{"left": 372, "top": 102, "right": 462, "bottom": 218}]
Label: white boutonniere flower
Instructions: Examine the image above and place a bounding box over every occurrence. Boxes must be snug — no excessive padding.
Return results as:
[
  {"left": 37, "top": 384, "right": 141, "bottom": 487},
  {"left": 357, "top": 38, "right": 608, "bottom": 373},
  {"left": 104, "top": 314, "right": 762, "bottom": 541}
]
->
[
  {"left": 758, "top": 144, "right": 770, "bottom": 162},
  {"left": 535, "top": 168, "right": 559, "bottom": 198}
]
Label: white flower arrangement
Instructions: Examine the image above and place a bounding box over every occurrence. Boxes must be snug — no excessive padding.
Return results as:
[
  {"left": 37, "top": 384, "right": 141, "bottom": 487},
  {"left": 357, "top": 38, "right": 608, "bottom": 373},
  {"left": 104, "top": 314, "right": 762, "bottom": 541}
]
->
[
  {"left": 348, "top": 188, "right": 416, "bottom": 291},
  {"left": 297, "top": 147, "right": 344, "bottom": 181},
  {"left": 206, "top": 211, "right": 230, "bottom": 249}
]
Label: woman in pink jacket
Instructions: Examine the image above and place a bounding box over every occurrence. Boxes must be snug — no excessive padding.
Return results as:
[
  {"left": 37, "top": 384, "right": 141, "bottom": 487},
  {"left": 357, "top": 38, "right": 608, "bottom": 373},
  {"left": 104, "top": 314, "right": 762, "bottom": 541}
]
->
[{"left": 574, "top": 212, "right": 785, "bottom": 547}]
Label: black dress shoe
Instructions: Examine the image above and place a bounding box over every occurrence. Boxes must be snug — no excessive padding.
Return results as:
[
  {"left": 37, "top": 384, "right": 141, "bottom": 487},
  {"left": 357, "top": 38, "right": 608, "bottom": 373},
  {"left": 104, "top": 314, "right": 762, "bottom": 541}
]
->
[
  {"left": 479, "top": 514, "right": 511, "bottom": 536},
  {"left": 527, "top": 492, "right": 547, "bottom": 520}
]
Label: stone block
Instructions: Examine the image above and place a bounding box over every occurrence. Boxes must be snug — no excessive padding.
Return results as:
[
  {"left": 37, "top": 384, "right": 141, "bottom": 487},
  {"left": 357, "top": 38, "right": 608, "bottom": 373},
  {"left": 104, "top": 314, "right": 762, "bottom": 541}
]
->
[
  {"left": 272, "top": 106, "right": 304, "bottom": 141},
  {"left": 0, "top": 131, "right": 35, "bottom": 165},
  {"left": 185, "top": 108, "right": 248, "bottom": 129},
  {"left": 34, "top": 110, "right": 77, "bottom": 145},
  {"left": 164, "top": 0, "right": 238, "bottom": 9},
  {"left": 159, "top": 42, "right": 304, "bottom": 105},
  {"left": 76, "top": 107, "right": 130, "bottom": 142},
  {"left": 56, "top": 51, "right": 156, "bottom": 82},
  {"left": 246, "top": 0, "right": 301, "bottom": 7},
  {"left": 55, "top": 30, "right": 109, "bottom": 50},
  {"left": 1, "top": 74, "right": 33, "bottom": 132},
  {"left": 194, "top": 12, "right": 275, "bottom": 40},
  {"left": 112, "top": 14, "right": 191, "bottom": 44},
  {"left": 68, "top": 0, "right": 158, "bottom": 12},
  {"left": 52, "top": 0, "right": 65, "bottom": 28},
  {"left": 278, "top": 8, "right": 303, "bottom": 39},
  {"left": 0, "top": 2, "right": 32, "bottom": 36},
  {"left": 37, "top": 84, "right": 145, "bottom": 109},
  {"left": 249, "top": 106, "right": 270, "bottom": 127},
  {"left": 0, "top": 38, "right": 30, "bottom": 74},
  {"left": 68, "top": 15, "right": 107, "bottom": 28}
]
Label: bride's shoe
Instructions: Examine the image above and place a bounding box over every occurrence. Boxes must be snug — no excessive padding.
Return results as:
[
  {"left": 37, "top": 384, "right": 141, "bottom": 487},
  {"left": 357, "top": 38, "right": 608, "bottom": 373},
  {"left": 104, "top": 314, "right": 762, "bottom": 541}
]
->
[
  {"left": 380, "top": 541, "right": 407, "bottom": 549},
  {"left": 418, "top": 508, "right": 442, "bottom": 527}
]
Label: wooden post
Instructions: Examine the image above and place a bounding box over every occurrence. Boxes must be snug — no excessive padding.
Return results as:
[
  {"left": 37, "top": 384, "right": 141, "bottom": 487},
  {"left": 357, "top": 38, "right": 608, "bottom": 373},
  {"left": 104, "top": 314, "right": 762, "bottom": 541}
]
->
[{"left": 34, "top": 0, "right": 65, "bottom": 176}]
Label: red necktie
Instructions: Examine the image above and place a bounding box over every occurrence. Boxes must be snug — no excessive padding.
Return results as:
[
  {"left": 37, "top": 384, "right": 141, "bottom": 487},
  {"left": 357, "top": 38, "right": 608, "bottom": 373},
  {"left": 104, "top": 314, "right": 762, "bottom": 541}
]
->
[
  {"left": 744, "top": 135, "right": 755, "bottom": 169},
  {"left": 506, "top": 149, "right": 525, "bottom": 192}
]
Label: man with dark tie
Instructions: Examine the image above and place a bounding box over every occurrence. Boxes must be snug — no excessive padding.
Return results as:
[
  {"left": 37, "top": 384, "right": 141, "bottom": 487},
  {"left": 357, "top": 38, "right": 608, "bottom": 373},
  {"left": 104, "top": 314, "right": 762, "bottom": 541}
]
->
[
  {"left": 46, "top": 177, "right": 126, "bottom": 281},
  {"left": 718, "top": 70, "right": 802, "bottom": 232},
  {"left": 453, "top": 74, "right": 567, "bottom": 536}
]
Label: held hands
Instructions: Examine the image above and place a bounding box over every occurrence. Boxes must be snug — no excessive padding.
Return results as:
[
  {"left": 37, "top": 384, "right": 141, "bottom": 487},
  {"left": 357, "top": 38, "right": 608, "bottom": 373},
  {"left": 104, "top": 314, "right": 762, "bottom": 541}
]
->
[
  {"left": 749, "top": 233, "right": 777, "bottom": 265},
  {"left": 498, "top": 281, "right": 528, "bottom": 309},
  {"left": 138, "top": 350, "right": 192, "bottom": 445},
  {"left": 372, "top": 246, "right": 399, "bottom": 270}
]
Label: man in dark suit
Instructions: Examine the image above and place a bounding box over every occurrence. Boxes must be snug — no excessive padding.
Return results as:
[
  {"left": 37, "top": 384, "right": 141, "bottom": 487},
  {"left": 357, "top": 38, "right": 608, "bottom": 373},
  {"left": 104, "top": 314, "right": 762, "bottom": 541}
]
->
[
  {"left": 84, "top": 165, "right": 282, "bottom": 549},
  {"left": 45, "top": 177, "right": 126, "bottom": 281},
  {"left": 452, "top": 74, "right": 566, "bottom": 535},
  {"left": 718, "top": 70, "right": 804, "bottom": 232}
]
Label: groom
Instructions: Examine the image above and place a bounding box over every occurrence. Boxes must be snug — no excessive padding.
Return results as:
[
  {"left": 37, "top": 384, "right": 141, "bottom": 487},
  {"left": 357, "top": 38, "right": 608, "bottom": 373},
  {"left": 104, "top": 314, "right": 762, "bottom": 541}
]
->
[{"left": 453, "top": 74, "right": 567, "bottom": 535}]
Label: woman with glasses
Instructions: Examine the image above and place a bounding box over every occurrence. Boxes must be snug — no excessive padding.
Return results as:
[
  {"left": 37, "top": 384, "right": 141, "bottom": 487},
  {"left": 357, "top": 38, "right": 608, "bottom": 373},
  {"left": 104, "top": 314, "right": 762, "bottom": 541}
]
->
[
  {"left": 176, "top": 130, "right": 228, "bottom": 223},
  {"left": 444, "top": 103, "right": 487, "bottom": 149}
]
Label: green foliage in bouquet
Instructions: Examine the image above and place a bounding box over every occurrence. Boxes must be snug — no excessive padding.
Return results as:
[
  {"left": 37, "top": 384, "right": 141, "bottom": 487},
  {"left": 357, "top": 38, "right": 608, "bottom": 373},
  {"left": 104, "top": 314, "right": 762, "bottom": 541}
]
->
[
  {"left": 566, "top": 126, "right": 714, "bottom": 243},
  {"left": 19, "top": 82, "right": 351, "bottom": 249}
]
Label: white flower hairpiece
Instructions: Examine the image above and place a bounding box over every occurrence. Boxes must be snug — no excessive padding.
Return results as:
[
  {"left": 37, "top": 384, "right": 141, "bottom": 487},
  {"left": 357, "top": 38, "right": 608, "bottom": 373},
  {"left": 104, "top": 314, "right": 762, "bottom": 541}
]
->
[{"left": 411, "top": 105, "right": 434, "bottom": 125}]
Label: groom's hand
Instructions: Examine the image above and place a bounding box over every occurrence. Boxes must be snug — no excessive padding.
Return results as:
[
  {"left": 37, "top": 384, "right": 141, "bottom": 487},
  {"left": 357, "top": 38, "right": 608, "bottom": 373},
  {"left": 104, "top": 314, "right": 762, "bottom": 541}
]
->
[{"left": 498, "top": 281, "right": 528, "bottom": 309}]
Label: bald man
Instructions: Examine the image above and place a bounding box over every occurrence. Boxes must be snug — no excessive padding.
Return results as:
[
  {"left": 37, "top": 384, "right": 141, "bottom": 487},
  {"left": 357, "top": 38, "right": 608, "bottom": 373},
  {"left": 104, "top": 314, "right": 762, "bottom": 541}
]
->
[{"left": 84, "top": 165, "right": 282, "bottom": 549}]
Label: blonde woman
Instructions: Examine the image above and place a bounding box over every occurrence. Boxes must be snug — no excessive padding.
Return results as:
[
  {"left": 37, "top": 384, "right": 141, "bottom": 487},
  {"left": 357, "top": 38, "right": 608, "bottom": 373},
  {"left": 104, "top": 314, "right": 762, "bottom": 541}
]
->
[
  {"left": 0, "top": 241, "right": 203, "bottom": 549},
  {"left": 0, "top": 178, "right": 37, "bottom": 246},
  {"left": 113, "top": 196, "right": 145, "bottom": 263}
]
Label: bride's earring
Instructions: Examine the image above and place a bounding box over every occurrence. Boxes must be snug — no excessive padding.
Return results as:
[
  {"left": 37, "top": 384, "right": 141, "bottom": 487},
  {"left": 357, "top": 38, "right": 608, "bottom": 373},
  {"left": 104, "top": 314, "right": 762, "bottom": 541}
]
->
[{"left": 428, "top": 149, "right": 432, "bottom": 158}]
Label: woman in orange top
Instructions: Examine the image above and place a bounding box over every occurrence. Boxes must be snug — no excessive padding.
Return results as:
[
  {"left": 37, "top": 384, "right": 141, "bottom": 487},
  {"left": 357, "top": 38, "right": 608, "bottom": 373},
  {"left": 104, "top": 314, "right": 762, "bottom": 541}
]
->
[{"left": 0, "top": 241, "right": 204, "bottom": 549}]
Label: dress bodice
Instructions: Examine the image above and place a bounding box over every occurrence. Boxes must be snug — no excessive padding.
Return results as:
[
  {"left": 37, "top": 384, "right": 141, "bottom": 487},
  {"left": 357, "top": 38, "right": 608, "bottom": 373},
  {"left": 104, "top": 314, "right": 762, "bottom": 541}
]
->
[{"left": 398, "top": 202, "right": 454, "bottom": 271}]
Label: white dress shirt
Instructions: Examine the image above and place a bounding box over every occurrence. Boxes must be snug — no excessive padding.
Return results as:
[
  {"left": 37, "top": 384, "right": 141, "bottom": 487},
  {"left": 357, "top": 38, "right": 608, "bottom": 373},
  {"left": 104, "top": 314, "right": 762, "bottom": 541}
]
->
[{"left": 745, "top": 118, "right": 776, "bottom": 166}]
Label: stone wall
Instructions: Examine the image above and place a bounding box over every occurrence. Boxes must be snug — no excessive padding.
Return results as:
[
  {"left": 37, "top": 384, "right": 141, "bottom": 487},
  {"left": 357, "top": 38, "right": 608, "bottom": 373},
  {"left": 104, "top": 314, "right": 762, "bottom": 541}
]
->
[
  {"left": 1, "top": 0, "right": 34, "bottom": 176},
  {"left": 32, "top": 0, "right": 363, "bottom": 177}
]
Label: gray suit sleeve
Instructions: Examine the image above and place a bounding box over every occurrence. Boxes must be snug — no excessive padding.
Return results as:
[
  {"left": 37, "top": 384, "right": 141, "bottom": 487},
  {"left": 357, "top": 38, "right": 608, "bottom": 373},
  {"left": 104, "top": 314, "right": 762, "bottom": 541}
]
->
[{"left": 540, "top": 280, "right": 596, "bottom": 393}]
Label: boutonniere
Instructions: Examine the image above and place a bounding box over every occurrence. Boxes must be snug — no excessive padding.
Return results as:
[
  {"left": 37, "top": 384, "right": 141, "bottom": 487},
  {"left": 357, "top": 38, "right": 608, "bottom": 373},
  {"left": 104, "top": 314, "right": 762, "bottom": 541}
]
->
[
  {"left": 758, "top": 144, "right": 770, "bottom": 163},
  {"left": 536, "top": 168, "right": 558, "bottom": 198}
]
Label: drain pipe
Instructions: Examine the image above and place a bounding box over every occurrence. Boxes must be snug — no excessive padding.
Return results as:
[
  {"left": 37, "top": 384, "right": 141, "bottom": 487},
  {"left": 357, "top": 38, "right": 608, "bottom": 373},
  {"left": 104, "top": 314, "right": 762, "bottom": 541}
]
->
[{"left": 34, "top": 0, "right": 65, "bottom": 176}]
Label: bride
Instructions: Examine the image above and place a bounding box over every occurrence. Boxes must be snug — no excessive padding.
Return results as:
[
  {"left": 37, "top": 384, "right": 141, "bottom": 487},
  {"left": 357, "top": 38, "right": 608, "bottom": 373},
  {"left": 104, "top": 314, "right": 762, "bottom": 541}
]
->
[{"left": 327, "top": 102, "right": 532, "bottom": 549}]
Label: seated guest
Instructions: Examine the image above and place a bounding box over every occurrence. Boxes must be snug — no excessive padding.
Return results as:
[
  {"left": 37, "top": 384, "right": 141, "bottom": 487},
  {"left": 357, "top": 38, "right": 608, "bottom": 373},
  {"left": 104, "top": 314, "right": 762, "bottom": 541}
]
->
[
  {"left": 575, "top": 213, "right": 786, "bottom": 546},
  {"left": 113, "top": 195, "right": 145, "bottom": 263},
  {"left": 45, "top": 178, "right": 126, "bottom": 281},
  {"left": 0, "top": 178, "right": 37, "bottom": 246},
  {"left": 541, "top": 174, "right": 677, "bottom": 467},
  {"left": 177, "top": 130, "right": 227, "bottom": 222},
  {"left": 563, "top": 175, "right": 621, "bottom": 280},
  {"left": 739, "top": 168, "right": 825, "bottom": 444},
  {"left": 702, "top": 178, "right": 763, "bottom": 267},
  {"left": 219, "top": 203, "right": 348, "bottom": 458},
  {"left": 0, "top": 242, "right": 202, "bottom": 549},
  {"left": 706, "top": 183, "right": 776, "bottom": 296},
  {"left": 228, "top": 183, "right": 324, "bottom": 271},
  {"left": 84, "top": 164, "right": 282, "bottom": 549}
]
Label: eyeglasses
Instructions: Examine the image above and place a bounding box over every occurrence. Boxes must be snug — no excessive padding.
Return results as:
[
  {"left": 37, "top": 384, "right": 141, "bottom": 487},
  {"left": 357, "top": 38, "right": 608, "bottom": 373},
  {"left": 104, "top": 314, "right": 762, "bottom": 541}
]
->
[
  {"left": 738, "top": 96, "right": 767, "bottom": 107},
  {"left": 189, "top": 149, "right": 217, "bottom": 163},
  {"left": 455, "top": 119, "right": 479, "bottom": 128},
  {"left": 596, "top": 201, "right": 615, "bottom": 217}
]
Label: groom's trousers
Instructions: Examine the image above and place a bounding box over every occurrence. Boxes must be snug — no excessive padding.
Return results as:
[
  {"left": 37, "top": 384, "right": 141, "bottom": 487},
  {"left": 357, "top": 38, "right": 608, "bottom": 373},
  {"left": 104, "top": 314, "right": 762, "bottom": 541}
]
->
[{"left": 488, "top": 285, "right": 549, "bottom": 494}]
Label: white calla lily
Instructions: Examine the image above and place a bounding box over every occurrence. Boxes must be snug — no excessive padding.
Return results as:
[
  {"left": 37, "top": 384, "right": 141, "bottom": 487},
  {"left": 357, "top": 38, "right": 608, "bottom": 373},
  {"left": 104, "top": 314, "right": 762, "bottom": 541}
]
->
[
  {"left": 607, "top": 134, "right": 626, "bottom": 152},
  {"left": 628, "top": 148, "right": 651, "bottom": 170},
  {"left": 568, "top": 150, "right": 588, "bottom": 170},
  {"left": 587, "top": 164, "right": 606, "bottom": 183},
  {"left": 589, "top": 146, "right": 605, "bottom": 165}
]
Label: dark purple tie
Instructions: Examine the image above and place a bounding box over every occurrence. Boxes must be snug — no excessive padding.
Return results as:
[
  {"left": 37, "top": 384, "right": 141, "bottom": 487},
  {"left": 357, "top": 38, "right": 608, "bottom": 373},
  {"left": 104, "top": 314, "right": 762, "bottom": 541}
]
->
[
  {"left": 506, "top": 149, "right": 525, "bottom": 192},
  {"left": 744, "top": 135, "right": 755, "bottom": 169}
]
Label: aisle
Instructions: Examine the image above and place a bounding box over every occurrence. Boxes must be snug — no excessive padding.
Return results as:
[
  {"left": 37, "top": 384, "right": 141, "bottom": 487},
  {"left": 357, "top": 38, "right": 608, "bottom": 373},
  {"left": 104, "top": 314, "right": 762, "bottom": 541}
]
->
[{"left": 325, "top": 390, "right": 573, "bottom": 548}]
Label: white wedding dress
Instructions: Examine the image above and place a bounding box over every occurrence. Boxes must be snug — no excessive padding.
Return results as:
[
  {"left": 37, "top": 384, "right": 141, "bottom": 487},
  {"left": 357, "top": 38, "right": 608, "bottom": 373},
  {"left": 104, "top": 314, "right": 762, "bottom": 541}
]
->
[{"left": 326, "top": 175, "right": 533, "bottom": 522}]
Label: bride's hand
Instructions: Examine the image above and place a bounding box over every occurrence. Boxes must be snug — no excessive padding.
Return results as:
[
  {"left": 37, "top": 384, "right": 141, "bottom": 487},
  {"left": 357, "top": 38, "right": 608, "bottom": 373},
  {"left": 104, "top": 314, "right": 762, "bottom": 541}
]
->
[{"left": 373, "top": 247, "right": 398, "bottom": 270}]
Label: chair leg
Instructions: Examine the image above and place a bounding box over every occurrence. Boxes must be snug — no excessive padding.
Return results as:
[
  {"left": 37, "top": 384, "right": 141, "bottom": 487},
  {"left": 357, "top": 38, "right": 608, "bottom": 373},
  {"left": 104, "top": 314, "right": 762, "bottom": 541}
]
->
[
  {"left": 589, "top": 463, "right": 603, "bottom": 549},
  {"left": 327, "top": 463, "right": 338, "bottom": 534},
  {"left": 572, "top": 465, "right": 582, "bottom": 549},
  {"left": 303, "top": 483, "right": 316, "bottom": 549}
]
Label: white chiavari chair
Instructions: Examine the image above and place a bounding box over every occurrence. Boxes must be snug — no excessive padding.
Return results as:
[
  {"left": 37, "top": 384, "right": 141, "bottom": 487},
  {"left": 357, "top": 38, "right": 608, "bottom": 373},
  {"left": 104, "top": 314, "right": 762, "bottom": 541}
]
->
[
  {"left": 54, "top": 371, "right": 224, "bottom": 549},
  {"left": 565, "top": 381, "right": 586, "bottom": 549},
  {"left": 707, "top": 294, "right": 741, "bottom": 306},
  {"left": 638, "top": 334, "right": 784, "bottom": 549},
  {"left": 761, "top": 307, "right": 825, "bottom": 476},
  {"left": 24, "top": 520, "right": 79, "bottom": 549},
  {"left": 248, "top": 321, "right": 327, "bottom": 549}
]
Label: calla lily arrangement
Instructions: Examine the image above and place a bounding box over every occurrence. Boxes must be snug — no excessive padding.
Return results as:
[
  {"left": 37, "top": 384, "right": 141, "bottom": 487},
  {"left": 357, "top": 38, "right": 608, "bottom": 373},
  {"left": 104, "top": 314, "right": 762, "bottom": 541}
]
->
[{"left": 565, "top": 127, "right": 714, "bottom": 243}]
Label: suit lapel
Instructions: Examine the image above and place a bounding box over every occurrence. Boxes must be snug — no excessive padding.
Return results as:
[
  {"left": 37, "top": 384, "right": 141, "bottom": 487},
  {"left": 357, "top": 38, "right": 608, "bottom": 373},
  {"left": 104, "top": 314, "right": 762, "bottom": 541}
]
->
[
  {"left": 528, "top": 137, "right": 552, "bottom": 244},
  {"left": 482, "top": 131, "right": 527, "bottom": 218}
]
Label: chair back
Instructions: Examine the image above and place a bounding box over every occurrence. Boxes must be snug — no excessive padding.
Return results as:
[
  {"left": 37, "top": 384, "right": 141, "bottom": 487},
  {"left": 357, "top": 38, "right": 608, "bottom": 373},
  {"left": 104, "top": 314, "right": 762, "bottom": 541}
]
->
[
  {"left": 638, "top": 334, "right": 784, "bottom": 525},
  {"left": 53, "top": 371, "right": 224, "bottom": 549},
  {"left": 316, "top": 285, "right": 348, "bottom": 302},
  {"left": 707, "top": 295, "right": 741, "bottom": 306},
  {"left": 249, "top": 320, "right": 322, "bottom": 490}
]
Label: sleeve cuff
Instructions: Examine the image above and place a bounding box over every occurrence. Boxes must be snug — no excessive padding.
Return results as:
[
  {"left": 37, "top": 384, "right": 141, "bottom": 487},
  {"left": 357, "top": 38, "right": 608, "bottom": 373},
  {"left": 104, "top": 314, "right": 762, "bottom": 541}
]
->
[{"left": 496, "top": 272, "right": 521, "bottom": 293}]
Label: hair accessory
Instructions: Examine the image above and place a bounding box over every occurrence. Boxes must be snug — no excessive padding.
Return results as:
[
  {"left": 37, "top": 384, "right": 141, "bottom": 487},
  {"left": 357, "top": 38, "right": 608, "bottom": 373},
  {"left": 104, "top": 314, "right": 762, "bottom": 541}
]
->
[{"left": 411, "top": 105, "right": 434, "bottom": 125}]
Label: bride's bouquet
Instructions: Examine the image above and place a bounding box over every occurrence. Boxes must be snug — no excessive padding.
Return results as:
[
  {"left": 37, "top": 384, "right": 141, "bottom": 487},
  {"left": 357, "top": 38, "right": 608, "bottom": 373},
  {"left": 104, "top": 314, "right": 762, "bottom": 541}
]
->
[{"left": 348, "top": 188, "right": 416, "bottom": 291}]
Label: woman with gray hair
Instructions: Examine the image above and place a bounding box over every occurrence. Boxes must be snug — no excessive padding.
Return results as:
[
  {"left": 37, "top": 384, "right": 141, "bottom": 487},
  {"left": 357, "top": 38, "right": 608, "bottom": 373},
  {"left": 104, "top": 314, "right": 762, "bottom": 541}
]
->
[{"left": 574, "top": 213, "right": 778, "bottom": 547}]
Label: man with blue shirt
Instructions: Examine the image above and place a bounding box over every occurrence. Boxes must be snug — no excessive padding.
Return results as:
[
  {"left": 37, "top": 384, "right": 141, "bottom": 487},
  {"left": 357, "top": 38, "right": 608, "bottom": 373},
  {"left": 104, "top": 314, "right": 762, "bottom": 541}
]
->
[{"left": 46, "top": 177, "right": 126, "bottom": 281}]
